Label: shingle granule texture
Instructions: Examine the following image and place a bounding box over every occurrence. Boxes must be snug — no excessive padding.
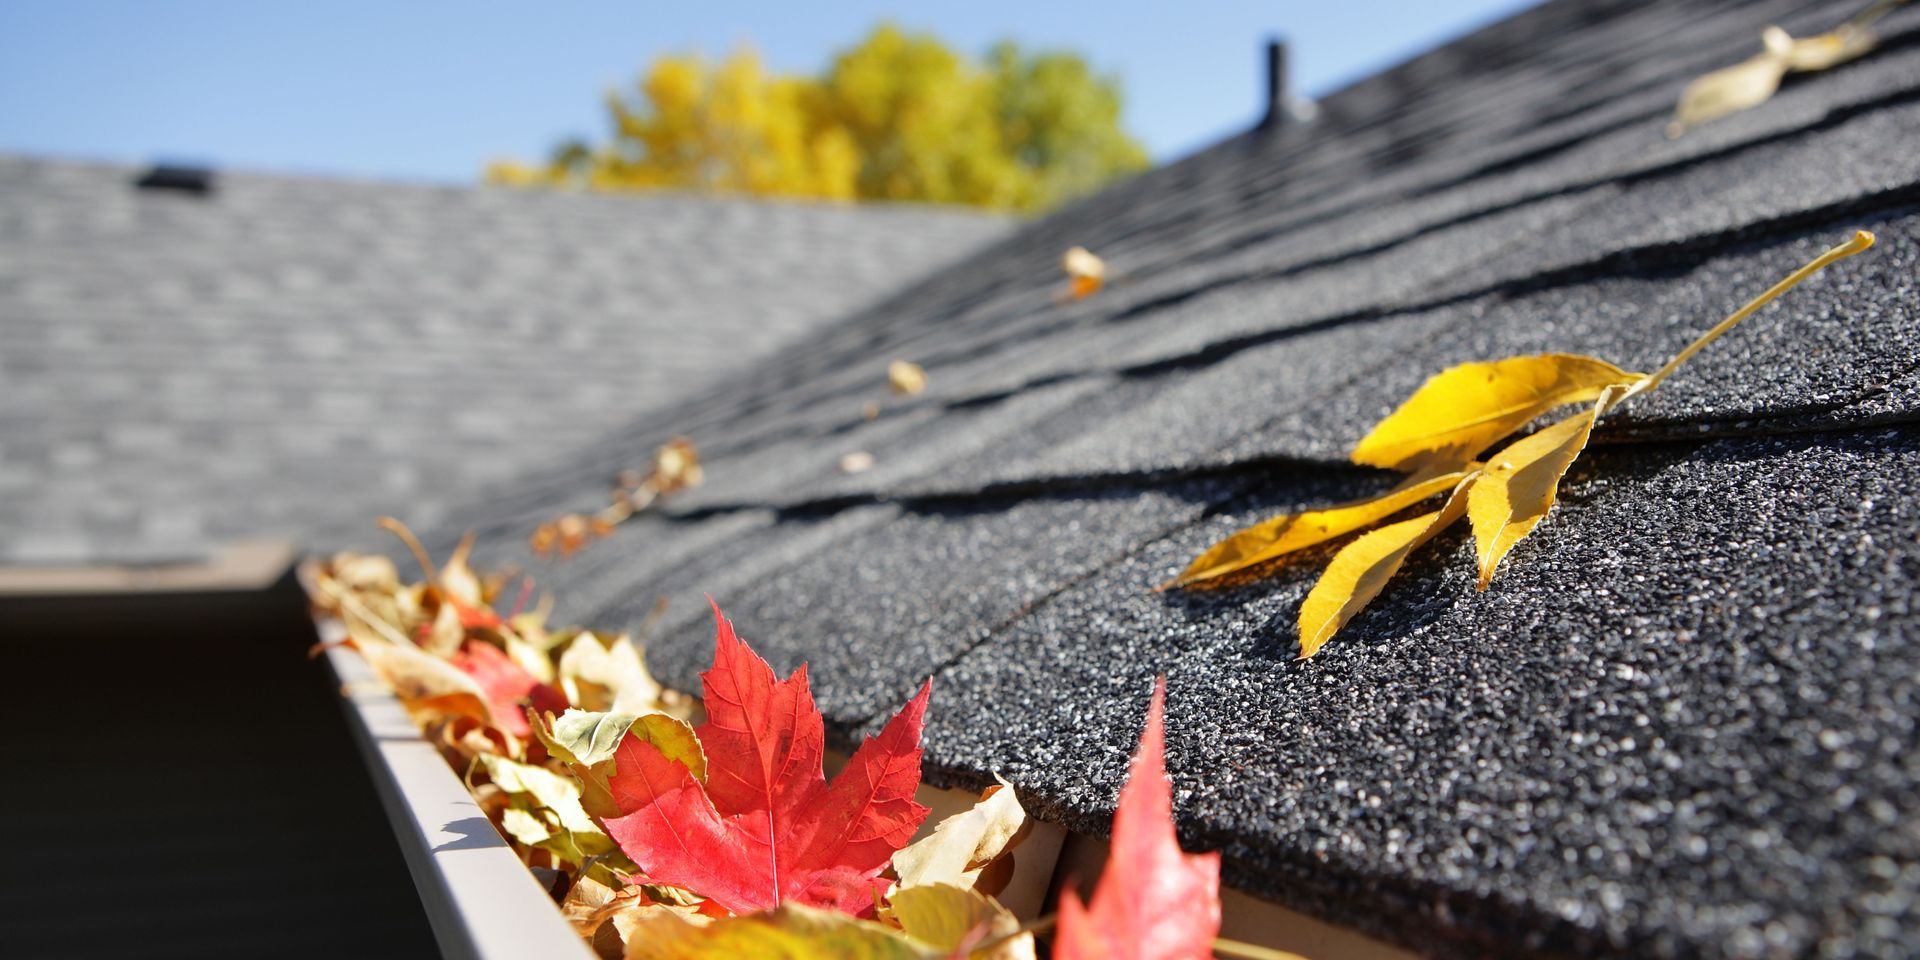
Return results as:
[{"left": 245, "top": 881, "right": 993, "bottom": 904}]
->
[{"left": 416, "top": 1, "right": 1920, "bottom": 956}]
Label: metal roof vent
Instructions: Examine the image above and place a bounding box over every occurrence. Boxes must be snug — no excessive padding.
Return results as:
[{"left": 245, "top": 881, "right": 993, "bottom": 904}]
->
[
  {"left": 1259, "top": 38, "right": 1317, "bottom": 129},
  {"left": 134, "top": 163, "right": 216, "bottom": 197}
]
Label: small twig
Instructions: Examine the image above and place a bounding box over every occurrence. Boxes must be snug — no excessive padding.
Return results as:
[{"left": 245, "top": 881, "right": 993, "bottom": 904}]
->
[{"left": 1632, "top": 230, "right": 1875, "bottom": 396}]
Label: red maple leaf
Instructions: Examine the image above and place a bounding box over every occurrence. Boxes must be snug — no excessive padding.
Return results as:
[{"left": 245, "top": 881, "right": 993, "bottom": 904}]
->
[
  {"left": 602, "top": 601, "right": 931, "bottom": 916},
  {"left": 448, "top": 639, "right": 566, "bottom": 738},
  {"left": 1055, "top": 678, "right": 1221, "bottom": 960}
]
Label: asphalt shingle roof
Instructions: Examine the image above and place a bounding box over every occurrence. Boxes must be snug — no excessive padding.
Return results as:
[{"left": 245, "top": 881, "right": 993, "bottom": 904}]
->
[
  {"left": 0, "top": 156, "right": 1009, "bottom": 565},
  {"left": 417, "top": 1, "right": 1919, "bottom": 955}
]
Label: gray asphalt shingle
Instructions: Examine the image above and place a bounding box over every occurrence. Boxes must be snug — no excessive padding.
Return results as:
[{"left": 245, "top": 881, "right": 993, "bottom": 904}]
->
[{"left": 0, "top": 156, "right": 1010, "bottom": 565}]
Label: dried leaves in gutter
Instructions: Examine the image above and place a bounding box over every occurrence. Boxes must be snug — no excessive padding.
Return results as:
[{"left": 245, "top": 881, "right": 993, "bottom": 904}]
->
[
  {"left": 313, "top": 524, "right": 1269, "bottom": 958},
  {"left": 1165, "top": 231, "right": 1877, "bottom": 658}
]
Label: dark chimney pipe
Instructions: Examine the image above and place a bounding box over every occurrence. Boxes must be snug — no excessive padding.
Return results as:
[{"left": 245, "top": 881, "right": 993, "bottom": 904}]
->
[{"left": 1260, "top": 38, "right": 1289, "bottom": 130}]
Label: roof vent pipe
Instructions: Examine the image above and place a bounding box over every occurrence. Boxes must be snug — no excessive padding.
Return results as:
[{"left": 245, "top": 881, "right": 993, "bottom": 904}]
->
[
  {"left": 1258, "top": 38, "right": 1316, "bottom": 129},
  {"left": 1260, "top": 38, "right": 1289, "bottom": 129},
  {"left": 134, "top": 164, "right": 216, "bottom": 197}
]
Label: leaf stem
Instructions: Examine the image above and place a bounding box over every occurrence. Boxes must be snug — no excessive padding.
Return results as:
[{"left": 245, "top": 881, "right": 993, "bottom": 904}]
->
[
  {"left": 1632, "top": 230, "right": 1875, "bottom": 397},
  {"left": 1847, "top": 0, "right": 1908, "bottom": 32},
  {"left": 1212, "top": 936, "right": 1313, "bottom": 960},
  {"left": 377, "top": 516, "right": 440, "bottom": 584}
]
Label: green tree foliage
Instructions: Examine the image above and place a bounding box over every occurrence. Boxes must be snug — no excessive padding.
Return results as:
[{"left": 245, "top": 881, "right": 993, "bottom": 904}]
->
[{"left": 488, "top": 25, "right": 1151, "bottom": 212}]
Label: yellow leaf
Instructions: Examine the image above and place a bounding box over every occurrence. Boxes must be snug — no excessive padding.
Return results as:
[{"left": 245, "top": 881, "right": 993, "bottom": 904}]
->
[
  {"left": 541, "top": 709, "right": 641, "bottom": 767},
  {"left": 504, "top": 629, "right": 557, "bottom": 685},
  {"left": 890, "top": 883, "right": 1034, "bottom": 960},
  {"left": 1163, "top": 468, "right": 1471, "bottom": 589},
  {"left": 1783, "top": 25, "right": 1877, "bottom": 71},
  {"left": 325, "top": 552, "right": 400, "bottom": 594},
  {"left": 644, "top": 437, "right": 705, "bottom": 497},
  {"left": 1667, "top": 36, "right": 1789, "bottom": 137},
  {"left": 1351, "top": 354, "right": 1642, "bottom": 472},
  {"left": 476, "top": 754, "right": 602, "bottom": 836},
  {"left": 1469, "top": 386, "right": 1629, "bottom": 589},
  {"left": 499, "top": 806, "right": 554, "bottom": 846},
  {"left": 1669, "top": 22, "right": 1879, "bottom": 136},
  {"left": 891, "top": 776, "right": 1031, "bottom": 893},
  {"left": 623, "top": 904, "right": 936, "bottom": 960},
  {"left": 347, "top": 638, "right": 493, "bottom": 725},
  {"left": 476, "top": 753, "right": 628, "bottom": 869},
  {"left": 565, "top": 878, "right": 710, "bottom": 960},
  {"left": 418, "top": 600, "right": 464, "bottom": 658},
  {"left": 558, "top": 632, "right": 665, "bottom": 715},
  {"left": 440, "top": 531, "right": 488, "bottom": 610},
  {"left": 1297, "top": 475, "right": 1475, "bottom": 658},
  {"left": 889, "top": 360, "right": 928, "bottom": 396}
]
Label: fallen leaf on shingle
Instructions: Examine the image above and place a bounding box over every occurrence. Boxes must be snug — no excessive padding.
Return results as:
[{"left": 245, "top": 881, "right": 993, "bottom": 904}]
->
[
  {"left": 532, "top": 438, "right": 703, "bottom": 558},
  {"left": 1466, "top": 384, "right": 1629, "bottom": 589},
  {"left": 1296, "top": 477, "right": 1476, "bottom": 658},
  {"left": 1349, "top": 354, "right": 1641, "bottom": 473},
  {"left": 1161, "top": 467, "right": 1473, "bottom": 589},
  {"left": 1169, "top": 231, "right": 1876, "bottom": 657},
  {"left": 1670, "top": 13, "right": 1884, "bottom": 136},
  {"left": 889, "top": 360, "right": 928, "bottom": 396},
  {"left": 1061, "top": 246, "right": 1107, "bottom": 300},
  {"left": 1782, "top": 23, "right": 1877, "bottom": 70},
  {"left": 646, "top": 437, "right": 705, "bottom": 496}
]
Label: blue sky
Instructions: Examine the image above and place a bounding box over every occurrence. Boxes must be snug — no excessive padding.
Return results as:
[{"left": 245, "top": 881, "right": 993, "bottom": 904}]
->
[{"left": 0, "top": 1, "right": 1536, "bottom": 184}]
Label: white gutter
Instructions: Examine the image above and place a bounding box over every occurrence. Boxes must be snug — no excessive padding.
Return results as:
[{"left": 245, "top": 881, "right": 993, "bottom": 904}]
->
[{"left": 318, "top": 617, "right": 594, "bottom": 960}]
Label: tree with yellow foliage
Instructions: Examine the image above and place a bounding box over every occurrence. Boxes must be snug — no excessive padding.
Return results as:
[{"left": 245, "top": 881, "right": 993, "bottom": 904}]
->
[{"left": 487, "top": 25, "right": 1150, "bottom": 212}]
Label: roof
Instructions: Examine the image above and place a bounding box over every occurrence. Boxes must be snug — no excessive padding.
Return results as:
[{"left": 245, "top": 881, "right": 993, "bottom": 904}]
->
[
  {"left": 424, "top": 0, "right": 1920, "bottom": 955},
  {"left": 0, "top": 155, "right": 1009, "bottom": 565}
]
